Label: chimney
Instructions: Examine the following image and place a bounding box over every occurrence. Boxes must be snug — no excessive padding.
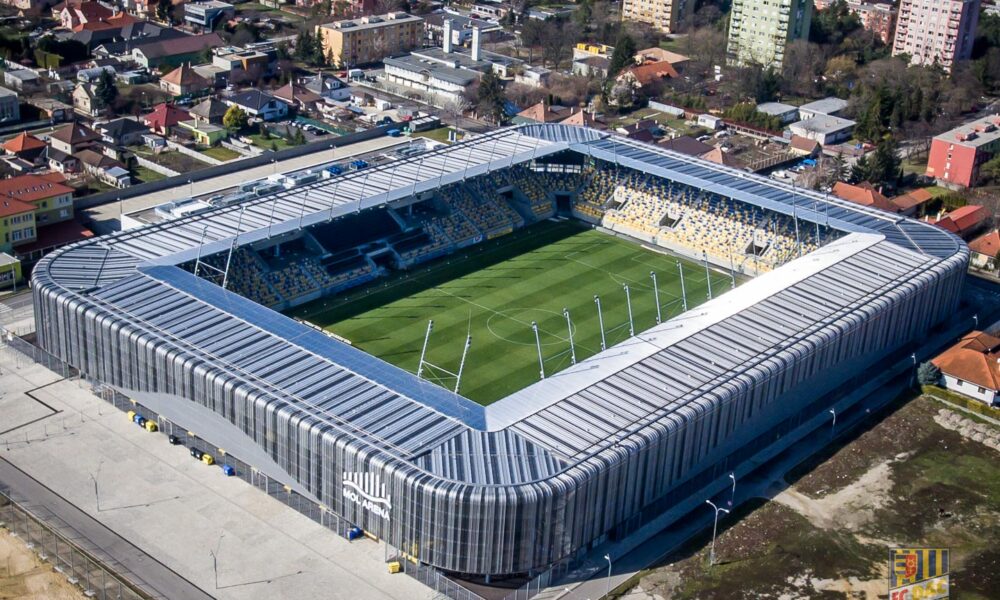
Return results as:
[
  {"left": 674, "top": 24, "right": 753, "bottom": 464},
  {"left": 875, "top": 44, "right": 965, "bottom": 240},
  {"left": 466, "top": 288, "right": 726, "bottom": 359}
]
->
[
  {"left": 443, "top": 19, "right": 453, "bottom": 54},
  {"left": 471, "top": 26, "right": 481, "bottom": 62}
]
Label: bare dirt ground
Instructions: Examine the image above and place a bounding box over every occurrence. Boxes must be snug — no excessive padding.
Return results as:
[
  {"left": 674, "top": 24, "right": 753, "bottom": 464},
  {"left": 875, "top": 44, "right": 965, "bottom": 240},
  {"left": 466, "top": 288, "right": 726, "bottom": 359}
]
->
[
  {"left": 0, "top": 529, "right": 85, "bottom": 600},
  {"left": 621, "top": 394, "right": 1000, "bottom": 600}
]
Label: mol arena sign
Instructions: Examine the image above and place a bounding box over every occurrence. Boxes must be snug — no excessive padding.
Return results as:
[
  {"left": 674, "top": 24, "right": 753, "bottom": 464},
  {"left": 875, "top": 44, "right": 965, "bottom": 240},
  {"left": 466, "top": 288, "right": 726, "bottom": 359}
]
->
[
  {"left": 889, "top": 548, "right": 949, "bottom": 600},
  {"left": 342, "top": 471, "right": 392, "bottom": 522}
]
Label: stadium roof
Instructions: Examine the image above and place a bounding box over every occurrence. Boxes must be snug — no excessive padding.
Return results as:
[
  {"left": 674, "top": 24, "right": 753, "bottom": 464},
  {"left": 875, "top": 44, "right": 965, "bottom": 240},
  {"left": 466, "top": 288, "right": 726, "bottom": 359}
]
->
[{"left": 35, "top": 124, "right": 967, "bottom": 485}]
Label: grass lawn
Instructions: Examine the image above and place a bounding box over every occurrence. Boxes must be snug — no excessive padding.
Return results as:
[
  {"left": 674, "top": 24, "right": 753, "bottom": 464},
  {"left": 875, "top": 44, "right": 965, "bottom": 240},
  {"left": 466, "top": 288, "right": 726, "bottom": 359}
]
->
[
  {"left": 140, "top": 150, "right": 211, "bottom": 173},
  {"left": 249, "top": 133, "right": 294, "bottom": 151},
  {"left": 200, "top": 145, "right": 241, "bottom": 161},
  {"left": 413, "top": 127, "right": 459, "bottom": 144},
  {"left": 292, "top": 221, "right": 731, "bottom": 405},
  {"left": 132, "top": 166, "right": 165, "bottom": 184}
]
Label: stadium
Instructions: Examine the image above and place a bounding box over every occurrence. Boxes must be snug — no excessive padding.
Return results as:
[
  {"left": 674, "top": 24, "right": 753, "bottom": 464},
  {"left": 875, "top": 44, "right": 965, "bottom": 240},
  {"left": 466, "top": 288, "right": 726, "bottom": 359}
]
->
[{"left": 31, "top": 124, "right": 967, "bottom": 590}]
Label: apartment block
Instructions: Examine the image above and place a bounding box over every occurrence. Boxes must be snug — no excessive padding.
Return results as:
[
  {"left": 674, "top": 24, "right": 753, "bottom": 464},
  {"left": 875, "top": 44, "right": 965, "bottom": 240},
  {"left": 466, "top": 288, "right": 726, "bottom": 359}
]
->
[
  {"left": 621, "top": 0, "right": 695, "bottom": 34},
  {"left": 316, "top": 12, "right": 424, "bottom": 68},
  {"left": 892, "top": 0, "right": 980, "bottom": 72},
  {"left": 727, "top": 0, "right": 813, "bottom": 69},
  {"left": 926, "top": 114, "right": 1000, "bottom": 188}
]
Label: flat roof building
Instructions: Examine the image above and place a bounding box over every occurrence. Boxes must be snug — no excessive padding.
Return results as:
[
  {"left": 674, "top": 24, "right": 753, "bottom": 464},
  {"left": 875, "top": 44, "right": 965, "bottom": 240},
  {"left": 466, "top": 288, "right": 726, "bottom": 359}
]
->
[
  {"left": 797, "top": 97, "right": 849, "bottom": 120},
  {"left": 788, "top": 115, "right": 856, "bottom": 145},
  {"left": 926, "top": 114, "right": 1000, "bottom": 188},
  {"left": 756, "top": 101, "right": 799, "bottom": 124},
  {"left": 316, "top": 12, "right": 424, "bottom": 68}
]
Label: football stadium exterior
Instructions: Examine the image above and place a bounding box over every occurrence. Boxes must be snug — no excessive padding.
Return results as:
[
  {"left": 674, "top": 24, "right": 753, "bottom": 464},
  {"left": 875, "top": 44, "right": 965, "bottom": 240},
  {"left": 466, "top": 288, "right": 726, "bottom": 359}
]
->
[{"left": 32, "top": 125, "right": 967, "bottom": 580}]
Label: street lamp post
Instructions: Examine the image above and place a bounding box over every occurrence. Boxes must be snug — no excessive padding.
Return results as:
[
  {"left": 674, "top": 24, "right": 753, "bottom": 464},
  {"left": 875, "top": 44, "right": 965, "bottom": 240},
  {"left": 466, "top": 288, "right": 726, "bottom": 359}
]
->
[
  {"left": 728, "top": 472, "right": 736, "bottom": 508},
  {"left": 603, "top": 554, "right": 612, "bottom": 599},
  {"left": 829, "top": 408, "right": 836, "bottom": 432},
  {"left": 706, "top": 500, "right": 729, "bottom": 566}
]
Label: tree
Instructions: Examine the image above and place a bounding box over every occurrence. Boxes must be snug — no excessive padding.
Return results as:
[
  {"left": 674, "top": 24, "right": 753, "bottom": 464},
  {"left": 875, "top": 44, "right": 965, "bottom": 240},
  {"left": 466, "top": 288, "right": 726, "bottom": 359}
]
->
[
  {"left": 223, "top": 105, "right": 248, "bottom": 133},
  {"left": 94, "top": 69, "right": 119, "bottom": 109},
  {"left": 292, "top": 127, "right": 306, "bottom": 146},
  {"left": 607, "top": 33, "right": 637, "bottom": 79},
  {"left": 916, "top": 362, "right": 941, "bottom": 386},
  {"left": 155, "top": 0, "right": 172, "bottom": 24},
  {"left": 850, "top": 135, "right": 902, "bottom": 191},
  {"left": 477, "top": 69, "right": 509, "bottom": 125}
]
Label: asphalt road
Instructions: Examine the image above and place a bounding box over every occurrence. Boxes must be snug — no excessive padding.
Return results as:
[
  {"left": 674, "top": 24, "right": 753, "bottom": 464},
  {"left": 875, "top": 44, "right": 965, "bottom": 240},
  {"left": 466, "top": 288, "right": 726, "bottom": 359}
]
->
[{"left": 0, "top": 457, "right": 215, "bottom": 600}]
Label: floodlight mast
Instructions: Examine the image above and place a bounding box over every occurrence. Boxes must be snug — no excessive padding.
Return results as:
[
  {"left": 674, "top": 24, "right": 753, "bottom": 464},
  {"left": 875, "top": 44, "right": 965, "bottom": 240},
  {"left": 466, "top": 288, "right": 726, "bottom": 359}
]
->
[
  {"left": 624, "top": 284, "right": 635, "bottom": 337},
  {"left": 677, "top": 262, "right": 688, "bottom": 312},
  {"left": 453, "top": 334, "right": 472, "bottom": 393},
  {"left": 532, "top": 321, "right": 545, "bottom": 380},
  {"left": 703, "top": 252, "right": 713, "bottom": 301},
  {"left": 594, "top": 295, "right": 606, "bottom": 351},
  {"left": 650, "top": 271, "right": 661, "bottom": 324},
  {"left": 563, "top": 308, "right": 576, "bottom": 365},
  {"left": 416, "top": 319, "right": 434, "bottom": 380}
]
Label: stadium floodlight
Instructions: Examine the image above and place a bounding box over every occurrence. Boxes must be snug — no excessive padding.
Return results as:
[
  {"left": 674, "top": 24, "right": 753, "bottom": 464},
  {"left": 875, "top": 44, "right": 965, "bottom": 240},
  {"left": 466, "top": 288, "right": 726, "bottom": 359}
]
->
[
  {"left": 327, "top": 180, "right": 343, "bottom": 222},
  {"left": 192, "top": 225, "right": 210, "bottom": 278},
  {"left": 829, "top": 408, "right": 836, "bottom": 432},
  {"left": 703, "top": 253, "right": 713, "bottom": 301},
  {"left": 416, "top": 320, "right": 434, "bottom": 380},
  {"left": 563, "top": 308, "right": 576, "bottom": 365},
  {"left": 356, "top": 172, "right": 370, "bottom": 214},
  {"left": 728, "top": 250, "right": 736, "bottom": 290},
  {"left": 623, "top": 284, "right": 634, "bottom": 337},
  {"left": 267, "top": 195, "right": 280, "bottom": 238},
  {"left": 453, "top": 334, "right": 472, "bottom": 394},
  {"left": 221, "top": 206, "right": 246, "bottom": 291},
  {"left": 677, "top": 262, "right": 688, "bottom": 313},
  {"left": 594, "top": 295, "right": 606, "bottom": 351},
  {"left": 650, "top": 271, "right": 661, "bottom": 325},
  {"left": 298, "top": 190, "right": 310, "bottom": 230},
  {"left": 532, "top": 321, "right": 545, "bottom": 380}
]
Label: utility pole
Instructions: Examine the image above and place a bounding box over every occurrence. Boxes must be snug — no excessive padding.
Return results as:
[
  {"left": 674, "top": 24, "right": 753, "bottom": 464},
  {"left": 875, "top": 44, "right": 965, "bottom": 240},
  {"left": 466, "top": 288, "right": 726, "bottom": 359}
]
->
[{"left": 706, "top": 500, "right": 729, "bottom": 566}]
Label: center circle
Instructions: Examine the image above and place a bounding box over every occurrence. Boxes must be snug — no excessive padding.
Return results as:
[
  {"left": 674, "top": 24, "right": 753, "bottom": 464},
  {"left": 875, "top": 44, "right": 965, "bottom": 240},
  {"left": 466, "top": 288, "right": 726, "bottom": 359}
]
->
[{"left": 486, "top": 308, "right": 576, "bottom": 346}]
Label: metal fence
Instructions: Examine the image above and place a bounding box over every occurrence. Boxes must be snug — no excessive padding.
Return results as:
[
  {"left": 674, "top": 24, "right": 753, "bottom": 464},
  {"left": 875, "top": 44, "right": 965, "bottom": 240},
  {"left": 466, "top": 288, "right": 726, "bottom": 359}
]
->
[{"left": 0, "top": 490, "right": 150, "bottom": 600}]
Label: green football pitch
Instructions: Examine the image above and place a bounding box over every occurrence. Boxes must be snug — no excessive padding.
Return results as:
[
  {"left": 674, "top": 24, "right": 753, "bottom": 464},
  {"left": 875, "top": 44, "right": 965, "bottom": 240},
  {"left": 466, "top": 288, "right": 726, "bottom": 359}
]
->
[{"left": 291, "top": 221, "right": 733, "bottom": 405}]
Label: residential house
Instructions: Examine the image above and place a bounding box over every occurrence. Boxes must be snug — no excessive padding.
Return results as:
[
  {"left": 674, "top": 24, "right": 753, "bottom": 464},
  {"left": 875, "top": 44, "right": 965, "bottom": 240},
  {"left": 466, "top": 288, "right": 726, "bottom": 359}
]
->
[
  {"left": 572, "top": 56, "right": 610, "bottom": 78},
  {"left": 72, "top": 82, "right": 103, "bottom": 117},
  {"left": 273, "top": 82, "right": 322, "bottom": 112},
  {"left": 931, "top": 331, "right": 1000, "bottom": 406},
  {"left": 559, "top": 109, "right": 605, "bottom": 130},
  {"left": 968, "top": 229, "right": 1000, "bottom": 269},
  {"left": 76, "top": 148, "right": 131, "bottom": 188},
  {"left": 189, "top": 98, "right": 228, "bottom": 125},
  {"left": 0, "top": 87, "right": 18, "bottom": 124},
  {"left": 700, "top": 146, "right": 741, "bottom": 167},
  {"left": 212, "top": 46, "right": 276, "bottom": 86},
  {"left": 58, "top": 0, "right": 114, "bottom": 29},
  {"left": 615, "top": 61, "right": 679, "bottom": 98},
  {"left": 224, "top": 90, "right": 288, "bottom": 121},
  {"left": 132, "top": 33, "right": 225, "bottom": 70},
  {"left": 159, "top": 63, "right": 211, "bottom": 97},
  {"left": 788, "top": 135, "right": 821, "bottom": 157},
  {"left": 512, "top": 101, "right": 568, "bottom": 125},
  {"left": 302, "top": 73, "right": 351, "bottom": 101},
  {"left": 634, "top": 47, "right": 689, "bottom": 71},
  {"left": 2, "top": 133, "right": 47, "bottom": 165},
  {"left": 143, "top": 103, "right": 192, "bottom": 135},
  {"left": 96, "top": 117, "right": 149, "bottom": 147},
  {"left": 757, "top": 101, "right": 799, "bottom": 125},
  {"left": 932, "top": 204, "right": 989, "bottom": 239},
  {"left": 49, "top": 122, "right": 101, "bottom": 154},
  {"left": 658, "top": 135, "right": 714, "bottom": 156},
  {"left": 832, "top": 181, "right": 900, "bottom": 213},
  {"left": 891, "top": 188, "right": 934, "bottom": 217},
  {"left": 622, "top": 0, "right": 695, "bottom": 34},
  {"left": 91, "top": 22, "right": 188, "bottom": 58},
  {"left": 28, "top": 98, "right": 73, "bottom": 123},
  {"left": 514, "top": 66, "right": 551, "bottom": 88}
]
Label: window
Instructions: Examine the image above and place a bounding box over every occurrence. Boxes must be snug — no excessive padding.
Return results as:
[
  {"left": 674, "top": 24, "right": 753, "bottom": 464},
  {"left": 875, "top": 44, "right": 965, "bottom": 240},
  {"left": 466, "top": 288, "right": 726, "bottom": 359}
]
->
[{"left": 979, "top": 387, "right": 986, "bottom": 394}]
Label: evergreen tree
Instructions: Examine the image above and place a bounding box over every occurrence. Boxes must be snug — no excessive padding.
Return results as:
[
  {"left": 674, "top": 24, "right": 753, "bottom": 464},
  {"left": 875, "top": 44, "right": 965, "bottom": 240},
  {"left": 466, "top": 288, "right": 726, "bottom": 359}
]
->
[
  {"left": 916, "top": 362, "right": 941, "bottom": 386},
  {"left": 477, "top": 70, "right": 509, "bottom": 125},
  {"left": 156, "top": 0, "right": 172, "bottom": 23},
  {"left": 607, "top": 33, "right": 637, "bottom": 79},
  {"left": 94, "top": 69, "right": 118, "bottom": 109}
]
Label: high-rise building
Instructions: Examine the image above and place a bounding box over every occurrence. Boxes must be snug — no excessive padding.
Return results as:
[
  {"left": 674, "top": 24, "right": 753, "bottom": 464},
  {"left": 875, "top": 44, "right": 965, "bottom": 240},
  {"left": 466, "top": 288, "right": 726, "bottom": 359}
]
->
[
  {"left": 621, "top": 0, "right": 695, "bottom": 34},
  {"left": 892, "top": 0, "right": 980, "bottom": 72},
  {"left": 727, "top": 0, "right": 814, "bottom": 68}
]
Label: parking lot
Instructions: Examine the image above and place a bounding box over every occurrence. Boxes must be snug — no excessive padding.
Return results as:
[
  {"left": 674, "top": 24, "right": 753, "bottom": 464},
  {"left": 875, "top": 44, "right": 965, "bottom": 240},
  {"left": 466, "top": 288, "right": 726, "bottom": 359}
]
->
[{"left": 0, "top": 331, "right": 434, "bottom": 600}]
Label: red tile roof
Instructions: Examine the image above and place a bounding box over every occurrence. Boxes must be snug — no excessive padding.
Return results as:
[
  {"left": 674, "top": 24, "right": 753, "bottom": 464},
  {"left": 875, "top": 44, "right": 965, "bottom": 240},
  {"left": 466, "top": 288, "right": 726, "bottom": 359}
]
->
[
  {"left": 3, "top": 132, "right": 47, "bottom": 153},
  {"left": 969, "top": 229, "right": 1000, "bottom": 257},
  {"left": 49, "top": 122, "right": 100, "bottom": 146},
  {"left": 160, "top": 63, "right": 209, "bottom": 87},
  {"left": 832, "top": 181, "right": 899, "bottom": 213},
  {"left": 143, "top": 103, "right": 191, "bottom": 129},
  {"left": 621, "top": 61, "right": 679, "bottom": 86},
  {"left": 0, "top": 173, "right": 75, "bottom": 203},
  {"left": 932, "top": 331, "right": 1000, "bottom": 391},
  {"left": 517, "top": 101, "right": 561, "bottom": 123},
  {"left": 0, "top": 197, "right": 35, "bottom": 218},
  {"left": 933, "top": 205, "right": 988, "bottom": 236},
  {"left": 892, "top": 188, "right": 933, "bottom": 211}
]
